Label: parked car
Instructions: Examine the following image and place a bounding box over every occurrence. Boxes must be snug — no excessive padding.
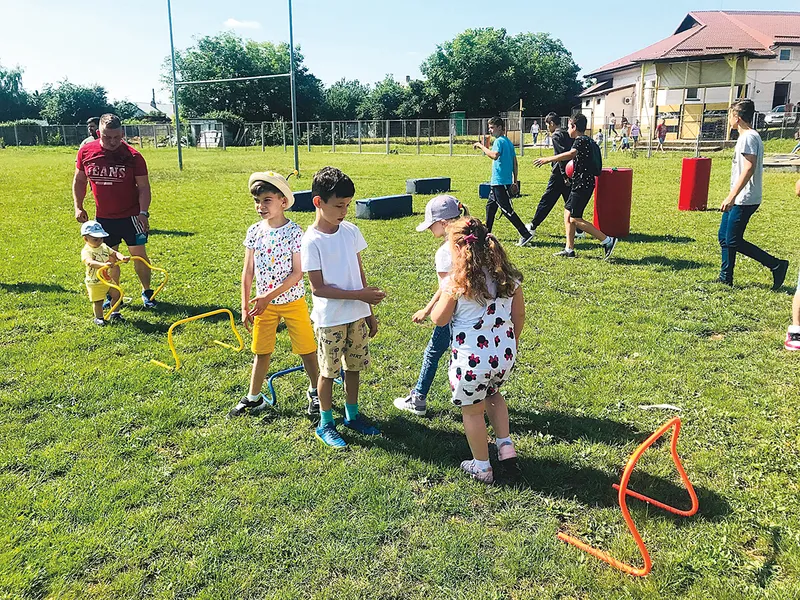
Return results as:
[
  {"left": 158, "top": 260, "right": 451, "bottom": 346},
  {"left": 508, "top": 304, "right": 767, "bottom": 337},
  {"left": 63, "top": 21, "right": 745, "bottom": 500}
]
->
[{"left": 764, "top": 105, "right": 799, "bottom": 127}]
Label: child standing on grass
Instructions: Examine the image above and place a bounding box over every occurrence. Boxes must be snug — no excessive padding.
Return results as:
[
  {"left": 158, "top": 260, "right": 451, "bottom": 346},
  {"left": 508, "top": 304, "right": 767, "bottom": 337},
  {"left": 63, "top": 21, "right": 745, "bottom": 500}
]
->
[
  {"left": 301, "top": 167, "right": 386, "bottom": 448},
  {"left": 394, "top": 195, "right": 468, "bottom": 416},
  {"left": 228, "top": 171, "right": 321, "bottom": 418},
  {"left": 430, "top": 217, "right": 524, "bottom": 484},
  {"left": 80, "top": 220, "right": 129, "bottom": 326},
  {"left": 785, "top": 178, "right": 800, "bottom": 351}
]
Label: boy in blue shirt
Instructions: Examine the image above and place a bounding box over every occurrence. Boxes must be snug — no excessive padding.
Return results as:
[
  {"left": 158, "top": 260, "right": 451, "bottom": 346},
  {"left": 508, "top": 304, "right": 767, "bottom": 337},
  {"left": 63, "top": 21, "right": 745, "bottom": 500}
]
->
[{"left": 473, "top": 117, "right": 533, "bottom": 247}]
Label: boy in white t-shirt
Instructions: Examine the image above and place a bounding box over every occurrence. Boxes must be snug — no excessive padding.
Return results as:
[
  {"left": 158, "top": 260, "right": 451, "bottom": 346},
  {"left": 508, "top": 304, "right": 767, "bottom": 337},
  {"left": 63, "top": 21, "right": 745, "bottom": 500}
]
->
[{"left": 301, "top": 167, "right": 386, "bottom": 448}]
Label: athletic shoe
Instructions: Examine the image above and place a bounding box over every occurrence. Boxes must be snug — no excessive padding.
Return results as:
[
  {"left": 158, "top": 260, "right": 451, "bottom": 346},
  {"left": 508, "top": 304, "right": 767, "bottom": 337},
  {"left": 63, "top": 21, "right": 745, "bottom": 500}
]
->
[
  {"left": 772, "top": 260, "right": 789, "bottom": 291},
  {"left": 496, "top": 440, "right": 517, "bottom": 461},
  {"left": 108, "top": 312, "right": 125, "bottom": 323},
  {"left": 93, "top": 317, "right": 107, "bottom": 327},
  {"left": 575, "top": 231, "right": 587, "bottom": 239},
  {"left": 343, "top": 414, "right": 381, "bottom": 436},
  {"left": 785, "top": 331, "right": 800, "bottom": 351},
  {"left": 227, "top": 394, "right": 268, "bottom": 418},
  {"left": 393, "top": 390, "right": 427, "bottom": 416},
  {"left": 460, "top": 459, "right": 494, "bottom": 484},
  {"left": 142, "top": 289, "right": 157, "bottom": 309},
  {"left": 516, "top": 234, "right": 534, "bottom": 248},
  {"left": 102, "top": 295, "right": 112, "bottom": 310},
  {"left": 603, "top": 237, "right": 619, "bottom": 260},
  {"left": 525, "top": 224, "right": 536, "bottom": 238},
  {"left": 553, "top": 248, "right": 576, "bottom": 258},
  {"left": 306, "top": 388, "right": 320, "bottom": 415},
  {"left": 315, "top": 423, "right": 347, "bottom": 448}
]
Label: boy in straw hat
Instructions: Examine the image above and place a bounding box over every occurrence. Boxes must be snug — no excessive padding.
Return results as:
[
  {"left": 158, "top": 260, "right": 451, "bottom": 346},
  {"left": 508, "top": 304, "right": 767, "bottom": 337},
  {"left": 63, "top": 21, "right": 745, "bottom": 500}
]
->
[{"left": 228, "top": 171, "right": 321, "bottom": 418}]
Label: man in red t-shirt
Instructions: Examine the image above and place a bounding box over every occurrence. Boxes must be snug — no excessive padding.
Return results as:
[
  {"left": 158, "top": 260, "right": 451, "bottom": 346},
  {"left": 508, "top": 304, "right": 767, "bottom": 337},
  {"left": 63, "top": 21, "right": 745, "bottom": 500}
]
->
[{"left": 73, "top": 113, "right": 157, "bottom": 308}]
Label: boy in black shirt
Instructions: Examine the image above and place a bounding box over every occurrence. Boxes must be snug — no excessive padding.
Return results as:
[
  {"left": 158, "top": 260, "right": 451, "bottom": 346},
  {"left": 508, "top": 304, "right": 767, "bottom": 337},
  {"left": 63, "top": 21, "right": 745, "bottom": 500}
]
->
[{"left": 534, "top": 113, "right": 618, "bottom": 259}]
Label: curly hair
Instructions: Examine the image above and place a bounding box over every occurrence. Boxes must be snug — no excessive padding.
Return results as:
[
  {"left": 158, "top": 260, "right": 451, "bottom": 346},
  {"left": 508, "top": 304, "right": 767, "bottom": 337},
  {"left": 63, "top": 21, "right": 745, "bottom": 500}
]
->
[{"left": 446, "top": 217, "right": 522, "bottom": 302}]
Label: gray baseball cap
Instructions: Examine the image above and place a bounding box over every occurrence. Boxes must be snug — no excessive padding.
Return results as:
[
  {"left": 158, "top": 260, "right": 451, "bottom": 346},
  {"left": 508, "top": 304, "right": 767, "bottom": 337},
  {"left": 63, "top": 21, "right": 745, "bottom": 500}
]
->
[{"left": 416, "top": 195, "right": 462, "bottom": 232}]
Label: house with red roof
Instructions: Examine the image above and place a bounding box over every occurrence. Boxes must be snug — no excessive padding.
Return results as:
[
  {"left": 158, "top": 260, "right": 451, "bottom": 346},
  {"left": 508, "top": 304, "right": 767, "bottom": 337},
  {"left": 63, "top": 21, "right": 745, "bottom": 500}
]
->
[{"left": 578, "top": 11, "right": 800, "bottom": 141}]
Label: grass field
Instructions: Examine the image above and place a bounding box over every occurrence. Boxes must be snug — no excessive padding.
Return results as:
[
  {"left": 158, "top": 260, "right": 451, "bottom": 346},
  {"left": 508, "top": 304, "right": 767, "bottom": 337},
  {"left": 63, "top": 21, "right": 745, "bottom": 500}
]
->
[{"left": 1, "top": 141, "right": 799, "bottom": 599}]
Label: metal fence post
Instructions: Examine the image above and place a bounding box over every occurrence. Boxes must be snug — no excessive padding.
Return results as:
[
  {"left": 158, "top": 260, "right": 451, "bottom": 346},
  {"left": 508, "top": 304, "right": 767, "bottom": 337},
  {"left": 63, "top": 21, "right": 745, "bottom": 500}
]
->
[
  {"left": 307, "top": 122, "right": 311, "bottom": 152},
  {"left": 449, "top": 119, "right": 453, "bottom": 156},
  {"left": 61, "top": 125, "right": 66, "bottom": 146},
  {"left": 13, "top": 123, "right": 19, "bottom": 146},
  {"left": 167, "top": 123, "right": 172, "bottom": 146},
  {"left": 603, "top": 117, "right": 608, "bottom": 159},
  {"left": 221, "top": 123, "right": 226, "bottom": 150},
  {"left": 39, "top": 125, "right": 44, "bottom": 145},
  {"left": 358, "top": 121, "right": 362, "bottom": 153},
  {"left": 331, "top": 120, "right": 335, "bottom": 152},
  {"left": 283, "top": 123, "right": 287, "bottom": 152},
  {"left": 385, "top": 120, "right": 390, "bottom": 154},
  {"left": 416, "top": 119, "right": 420, "bottom": 154},
  {"left": 261, "top": 122, "right": 265, "bottom": 152}
]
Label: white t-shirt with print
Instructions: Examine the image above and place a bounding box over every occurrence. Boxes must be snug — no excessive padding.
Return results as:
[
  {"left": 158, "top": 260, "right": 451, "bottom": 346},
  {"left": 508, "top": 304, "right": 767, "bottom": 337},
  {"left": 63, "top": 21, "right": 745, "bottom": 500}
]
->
[
  {"left": 301, "top": 220, "right": 371, "bottom": 327},
  {"left": 244, "top": 220, "right": 304, "bottom": 305},
  {"left": 435, "top": 242, "right": 452, "bottom": 275},
  {"left": 731, "top": 129, "right": 763, "bottom": 206}
]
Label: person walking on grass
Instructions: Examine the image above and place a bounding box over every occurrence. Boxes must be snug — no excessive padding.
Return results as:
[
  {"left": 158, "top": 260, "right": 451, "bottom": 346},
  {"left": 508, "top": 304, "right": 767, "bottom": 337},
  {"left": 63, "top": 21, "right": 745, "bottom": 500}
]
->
[
  {"left": 473, "top": 117, "right": 534, "bottom": 247},
  {"left": 73, "top": 113, "right": 158, "bottom": 309},
  {"left": 301, "top": 167, "right": 386, "bottom": 448},
  {"left": 530, "top": 120, "right": 540, "bottom": 146},
  {"left": 655, "top": 118, "right": 667, "bottom": 153},
  {"left": 430, "top": 217, "right": 524, "bottom": 484},
  {"left": 534, "top": 113, "right": 618, "bottom": 260},
  {"left": 228, "top": 171, "right": 321, "bottom": 418},
  {"left": 80, "top": 220, "right": 129, "bottom": 326},
  {"left": 80, "top": 117, "right": 100, "bottom": 148},
  {"left": 394, "top": 195, "right": 469, "bottom": 416},
  {"left": 784, "top": 178, "right": 800, "bottom": 351},
  {"left": 718, "top": 99, "right": 788, "bottom": 290}
]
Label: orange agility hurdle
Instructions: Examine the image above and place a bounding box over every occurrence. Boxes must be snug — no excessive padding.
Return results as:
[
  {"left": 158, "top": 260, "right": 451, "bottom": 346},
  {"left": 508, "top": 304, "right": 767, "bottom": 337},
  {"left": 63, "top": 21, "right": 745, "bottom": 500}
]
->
[
  {"left": 557, "top": 417, "right": 698, "bottom": 577},
  {"left": 150, "top": 309, "right": 244, "bottom": 371}
]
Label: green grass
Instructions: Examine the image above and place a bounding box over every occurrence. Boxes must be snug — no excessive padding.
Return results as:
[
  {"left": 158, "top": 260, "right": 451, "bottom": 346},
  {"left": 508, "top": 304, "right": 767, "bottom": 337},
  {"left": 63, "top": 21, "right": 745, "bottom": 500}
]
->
[{"left": 1, "top": 142, "right": 799, "bottom": 599}]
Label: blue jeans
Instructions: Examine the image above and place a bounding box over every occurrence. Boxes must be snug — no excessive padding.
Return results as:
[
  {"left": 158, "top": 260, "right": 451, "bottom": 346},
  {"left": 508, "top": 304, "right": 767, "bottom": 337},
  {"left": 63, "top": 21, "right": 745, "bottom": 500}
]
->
[
  {"left": 414, "top": 324, "right": 451, "bottom": 397},
  {"left": 718, "top": 203, "right": 779, "bottom": 284}
]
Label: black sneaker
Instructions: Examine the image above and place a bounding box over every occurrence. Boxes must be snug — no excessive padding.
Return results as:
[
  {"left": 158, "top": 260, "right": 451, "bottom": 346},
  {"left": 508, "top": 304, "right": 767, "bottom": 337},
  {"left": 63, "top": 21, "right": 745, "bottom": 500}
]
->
[
  {"left": 109, "top": 312, "right": 125, "bottom": 323},
  {"left": 603, "top": 237, "right": 618, "bottom": 260},
  {"left": 306, "top": 388, "right": 320, "bottom": 415},
  {"left": 553, "top": 248, "right": 576, "bottom": 258},
  {"left": 227, "top": 395, "right": 268, "bottom": 418},
  {"left": 772, "top": 260, "right": 789, "bottom": 291},
  {"left": 142, "top": 289, "right": 158, "bottom": 309}
]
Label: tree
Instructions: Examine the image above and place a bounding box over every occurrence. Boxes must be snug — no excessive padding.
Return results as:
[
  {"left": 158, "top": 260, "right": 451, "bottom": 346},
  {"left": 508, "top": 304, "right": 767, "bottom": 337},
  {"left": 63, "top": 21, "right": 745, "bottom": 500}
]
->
[
  {"left": 162, "top": 32, "right": 324, "bottom": 122},
  {"left": 420, "top": 28, "right": 581, "bottom": 116},
  {"left": 358, "top": 75, "right": 407, "bottom": 120},
  {"left": 323, "top": 79, "right": 369, "bottom": 120},
  {"left": 113, "top": 100, "right": 142, "bottom": 121},
  {"left": 0, "top": 64, "right": 37, "bottom": 122},
  {"left": 39, "top": 81, "right": 113, "bottom": 124}
]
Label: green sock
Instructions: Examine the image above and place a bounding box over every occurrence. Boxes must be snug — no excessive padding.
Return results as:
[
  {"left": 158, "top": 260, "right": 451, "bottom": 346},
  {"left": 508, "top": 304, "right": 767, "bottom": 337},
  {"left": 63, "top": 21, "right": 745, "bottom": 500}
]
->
[
  {"left": 320, "top": 409, "right": 334, "bottom": 427},
  {"left": 345, "top": 403, "right": 359, "bottom": 421}
]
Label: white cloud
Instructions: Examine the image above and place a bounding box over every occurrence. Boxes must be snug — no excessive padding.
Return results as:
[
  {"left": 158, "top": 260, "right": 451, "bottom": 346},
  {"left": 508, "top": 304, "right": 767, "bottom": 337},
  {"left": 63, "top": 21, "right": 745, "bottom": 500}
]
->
[{"left": 224, "top": 18, "right": 261, "bottom": 30}]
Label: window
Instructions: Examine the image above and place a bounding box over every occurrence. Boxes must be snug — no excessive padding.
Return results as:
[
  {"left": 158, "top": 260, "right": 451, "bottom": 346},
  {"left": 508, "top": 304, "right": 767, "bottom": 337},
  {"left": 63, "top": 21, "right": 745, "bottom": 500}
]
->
[
  {"left": 686, "top": 87, "right": 699, "bottom": 100},
  {"left": 779, "top": 49, "right": 791, "bottom": 61},
  {"left": 585, "top": 99, "right": 590, "bottom": 107},
  {"left": 596, "top": 98, "right": 601, "bottom": 105}
]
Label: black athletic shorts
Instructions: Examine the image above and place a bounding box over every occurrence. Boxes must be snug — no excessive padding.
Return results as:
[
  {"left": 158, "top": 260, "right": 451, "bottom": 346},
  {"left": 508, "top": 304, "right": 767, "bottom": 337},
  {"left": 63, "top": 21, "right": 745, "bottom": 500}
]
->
[
  {"left": 565, "top": 186, "right": 594, "bottom": 220},
  {"left": 97, "top": 216, "right": 148, "bottom": 248}
]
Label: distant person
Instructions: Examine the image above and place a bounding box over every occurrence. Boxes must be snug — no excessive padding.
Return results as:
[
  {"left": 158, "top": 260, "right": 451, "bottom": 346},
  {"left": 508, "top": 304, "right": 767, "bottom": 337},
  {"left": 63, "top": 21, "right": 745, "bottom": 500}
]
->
[
  {"left": 609, "top": 112, "right": 617, "bottom": 136},
  {"left": 718, "top": 99, "right": 788, "bottom": 289},
  {"left": 73, "top": 113, "right": 158, "bottom": 308},
  {"left": 530, "top": 120, "right": 540, "bottom": 145},
  {"left": 656, "top": 118, "right": 668, "bottom": 152},
  {"left": 631, "top": 120, "right": 641, "bottom": 148},
  {"left": 784, "top": 177, "right": 800, "bottom": 351},
  {"left": 534, "top": 113, "right": 619, "bottom": 260},
  {"left": 80, "top": 117, "right": 100, "bottom": 148},
  {"left": 594, "top": 129, "right": 604, "bottom": 146},
  {"left": 473, "top": 117, "right": 533, "bottom": 246},
  {"left": 620, "top": 129, "right": 630, "bottom": 151}
]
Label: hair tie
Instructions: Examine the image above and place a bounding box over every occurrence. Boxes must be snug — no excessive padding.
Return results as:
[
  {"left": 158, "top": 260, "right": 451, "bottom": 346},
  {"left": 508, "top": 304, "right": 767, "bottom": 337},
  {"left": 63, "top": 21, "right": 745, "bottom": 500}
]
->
[{"left": 463, "top": 233, "right": 478, "bottom": 245}]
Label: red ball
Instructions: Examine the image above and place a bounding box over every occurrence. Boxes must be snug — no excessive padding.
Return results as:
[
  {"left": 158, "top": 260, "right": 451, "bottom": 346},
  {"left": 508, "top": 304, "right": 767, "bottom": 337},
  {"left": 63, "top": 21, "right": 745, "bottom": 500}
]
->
[{"left": 565, "top": 159, "right": 575, "bottom": 178}]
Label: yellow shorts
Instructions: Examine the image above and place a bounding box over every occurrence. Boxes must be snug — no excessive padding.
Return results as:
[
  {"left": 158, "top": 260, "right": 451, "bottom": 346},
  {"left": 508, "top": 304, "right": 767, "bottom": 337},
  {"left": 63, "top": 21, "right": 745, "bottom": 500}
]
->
[
  {"left": 86, "top": 281, "right": 110, "bottom": 302},
  {"left": 315, "top": 318, "right": 371, "bottom": 378},
  {"left": 251, "top": 298, "right": 317, "bottom": 356}
]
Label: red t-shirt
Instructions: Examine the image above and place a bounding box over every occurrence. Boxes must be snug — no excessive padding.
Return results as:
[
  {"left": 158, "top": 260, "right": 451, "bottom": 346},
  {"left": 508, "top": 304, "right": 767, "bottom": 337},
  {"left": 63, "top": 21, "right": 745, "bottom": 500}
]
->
[
  {"left": 656, "top": 124, "right": 668, "bottom": 138},
  {"left": 76, "top": 140, "right": 148, "bottom": 219}
]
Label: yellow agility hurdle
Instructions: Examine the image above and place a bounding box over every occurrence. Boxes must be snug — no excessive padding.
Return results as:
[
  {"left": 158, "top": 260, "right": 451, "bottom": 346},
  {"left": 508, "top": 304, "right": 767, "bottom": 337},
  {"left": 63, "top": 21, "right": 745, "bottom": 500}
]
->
[
  {"left": 96, "top": 256, "right": 169, "bottom": 320},
  {"left": 150, "top": 309, "right": 244, "bottom": 371}
]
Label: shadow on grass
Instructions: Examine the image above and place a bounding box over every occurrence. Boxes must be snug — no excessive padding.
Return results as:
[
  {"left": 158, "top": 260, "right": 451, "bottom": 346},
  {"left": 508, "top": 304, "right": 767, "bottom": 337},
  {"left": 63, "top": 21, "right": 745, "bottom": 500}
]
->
[
  {"left": 0, "top": 282, "right": 71, "bottom": 294},
  {"left": 625, "top": 233, "right": 696, "bottom": 244},
  {"left": 373, "top": 414, "right": 731, "bottom": 519},
  {"left": 507, "top": 409, "right": 643, "bottom": 445},
  {"left": 610, "top": 256, "right": 711, "bottom": 270},
  {"left": 150, "top": 300, "right": 241, "bottom": 320},
  {"left": 149, "top": 229, "right": 195, "bottom": 237},
  {"left": 119, "top": 301, "right": 242, "bottom": 335}
]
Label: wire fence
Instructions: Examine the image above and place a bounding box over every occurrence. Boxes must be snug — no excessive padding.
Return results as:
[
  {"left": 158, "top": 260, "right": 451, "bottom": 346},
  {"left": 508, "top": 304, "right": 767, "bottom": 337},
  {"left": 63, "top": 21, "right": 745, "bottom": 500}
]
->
[{"left": 2, "top": 111, "right": 797, "bottom": 157}]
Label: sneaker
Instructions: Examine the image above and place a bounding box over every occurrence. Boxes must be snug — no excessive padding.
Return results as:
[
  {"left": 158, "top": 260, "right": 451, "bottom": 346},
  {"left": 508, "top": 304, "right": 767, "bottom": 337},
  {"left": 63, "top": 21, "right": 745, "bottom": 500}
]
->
[
  {"left": 553, "top": 248, "right": 576, "bottom": 258},
  {"left": 108, "top": 312, "right": 125, "bottom": 323},
  {"left": 526, "top": 224, "right": 536, "bottom": 238},
  {"left": 603, "top": 237, "right": 619, "bottom": 260},
  {"left": 460, "top": 459, "right": 494, "bottom": 484},
  {"left": 496, "top": 440, "right": 517, "bottom": 461},
  {"left": 772, "top": 260, "right": 789, "bottom": 291},
  {"left": 785, "top": 331, "right": 800, "bottom": 351},
  {"left": 343, "top": 414, "right": 381, "bottom": 436},
  {"left": 227, "top": 395, "right": 268, "bottom": 418},
  {"left": 516, "top": 234, "right": 534, "bottom": 248},
  {"left": 102, "top": 295, "right": 112, "bottom": 310},
  {"left": 142, "top": 289, "right": 157, "bottom": 309},
  {"left": 93, "top": 317, "right": 107, "bottom": 326},
  {"left": 575, "top": 231, "right": 587, "bottom": 239},
  {"left": 315, "top": 422, "right": 347, "bottom": 448},
  {"left": 393, "top": 390, "right": 427, "bottom": 416},
  {"left": 306, "top": 388, "right": 320, "bottom": 415}
]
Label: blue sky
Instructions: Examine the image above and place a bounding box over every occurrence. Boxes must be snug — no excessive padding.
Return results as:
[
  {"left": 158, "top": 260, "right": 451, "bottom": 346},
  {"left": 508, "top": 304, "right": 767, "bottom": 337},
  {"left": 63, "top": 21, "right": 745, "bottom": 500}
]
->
[{"left": 0, "top": 0, "right": 777, "bottom": 104}]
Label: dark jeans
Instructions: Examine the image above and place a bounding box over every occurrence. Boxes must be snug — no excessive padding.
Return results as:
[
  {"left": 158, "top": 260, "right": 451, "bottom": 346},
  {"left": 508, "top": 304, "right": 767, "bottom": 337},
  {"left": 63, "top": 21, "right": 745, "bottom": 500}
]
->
[
  {"left": 718, "top": 203, "right": 779, "bottom": 284},
  {"left": 529, "top": 169, "right": 570, "bottom": 231},
  {"left": 414, "top": 324, "right": 451, "bottom": 397},
  {"left": 486, "top": 185, "right": 530, "bottom": 238}
]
